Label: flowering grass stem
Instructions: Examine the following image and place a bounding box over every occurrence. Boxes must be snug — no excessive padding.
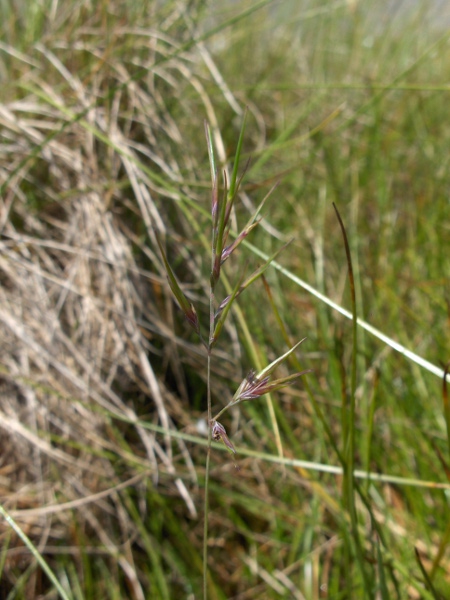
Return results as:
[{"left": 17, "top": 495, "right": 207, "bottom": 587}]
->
[{"left": 160, "top": 118, "right": 311, "bottom": 598}]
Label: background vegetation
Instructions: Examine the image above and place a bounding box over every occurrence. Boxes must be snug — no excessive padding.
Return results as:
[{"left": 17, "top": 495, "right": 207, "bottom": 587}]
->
[{"left": 0, "top": 0, "right": 449, "bottom": 598}]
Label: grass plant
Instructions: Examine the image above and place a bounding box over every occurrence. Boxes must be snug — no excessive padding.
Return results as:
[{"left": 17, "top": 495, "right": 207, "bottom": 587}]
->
[
  {"left": 0, "top": 0, "right": 450, "bottom": 598},
  {"left": 158, "top": 114, "right": 311, "bottom": 598}
]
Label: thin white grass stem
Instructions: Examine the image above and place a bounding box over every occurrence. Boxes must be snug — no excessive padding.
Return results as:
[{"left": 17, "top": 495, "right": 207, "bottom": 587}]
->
[
  {"left": 0, "top": 504, "right": 72, "bottom": 600},
  {"left": 129, "top": 422, "right": 450, "bottom": 491},
  {"left": 246, "top": 243, "right": 450, "bottom": 383}
]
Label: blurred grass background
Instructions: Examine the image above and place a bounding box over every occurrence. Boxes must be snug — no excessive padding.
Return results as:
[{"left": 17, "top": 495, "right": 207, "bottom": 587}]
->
[{"left": 0, "top": 0, "right": 449, "bottom": 598}]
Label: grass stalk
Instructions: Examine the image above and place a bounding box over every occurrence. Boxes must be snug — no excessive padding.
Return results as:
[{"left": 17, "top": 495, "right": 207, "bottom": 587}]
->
[
  {"left": 198, "top": 116, "right": 311, "bottom": 596},
  {"left": 333, "top": 202, "right": 371, "bottom": 594},
  {"left": 202, "top": 299, "right": 214, "bottom": 599},
  {"left": 0, "top": 504, "right": 72, "bottom": 600}
]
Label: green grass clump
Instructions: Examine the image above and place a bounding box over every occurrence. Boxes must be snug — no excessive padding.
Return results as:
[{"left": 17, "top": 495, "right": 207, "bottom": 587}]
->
[{"left": 0, "top": 0, "right": 449, "bottom": 598}]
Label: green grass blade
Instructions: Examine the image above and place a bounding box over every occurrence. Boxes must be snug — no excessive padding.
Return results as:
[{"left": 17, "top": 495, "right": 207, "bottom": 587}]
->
[
  {"left": 228, "top": 107, "right": 248, "bottom": 201},
  {"left": 333, "top": 202, "right": 371, "bottom": 594},
  {"left": 204, "top": 121, "right": 216, "bottom": 185},
  {"left": 376, "top": 538, "right": 391, "bottom": 600},
  {"left": 414, "top": 548, "right": 441, "bottom": 600},
  {"left": 0, "top": 504, "right": 72, "bottom": 600}
]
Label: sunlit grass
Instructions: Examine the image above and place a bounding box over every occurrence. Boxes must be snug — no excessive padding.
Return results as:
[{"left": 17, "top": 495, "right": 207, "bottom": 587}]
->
[{"left": 0, "top": 0, "right": 449, "bottom": 598}]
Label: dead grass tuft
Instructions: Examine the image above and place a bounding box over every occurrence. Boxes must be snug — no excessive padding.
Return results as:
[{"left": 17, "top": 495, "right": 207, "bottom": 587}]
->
[{"left": 0, "top": 8, "right": 247, "bottom": 588}]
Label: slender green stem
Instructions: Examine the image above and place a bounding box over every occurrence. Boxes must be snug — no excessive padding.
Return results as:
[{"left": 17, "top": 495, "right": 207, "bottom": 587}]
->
[
  {"left": 203, "top": 348, "right": 212, "bottom": 600},
  {"left": 0, "top": 504, "right": 72, "bottom": 600},
  {"left": 203, "top": 232, "right": 217, "bottom": 598},
  {"left": 333, "top": 203, "right": 371, "bottom": 594},
  {"left": 213, "top": 404, "right": 230, "bottom": 423}
]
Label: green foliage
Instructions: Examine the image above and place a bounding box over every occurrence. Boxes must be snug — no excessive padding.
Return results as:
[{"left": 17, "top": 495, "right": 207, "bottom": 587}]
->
[{"left": 0, "top": 0, "right": 449, "bottom": 599}]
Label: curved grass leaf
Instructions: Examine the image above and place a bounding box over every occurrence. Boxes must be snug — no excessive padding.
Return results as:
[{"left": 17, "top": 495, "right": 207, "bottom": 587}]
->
[{"left": 155, "top": 233, "right": 200, "bottom": 336}]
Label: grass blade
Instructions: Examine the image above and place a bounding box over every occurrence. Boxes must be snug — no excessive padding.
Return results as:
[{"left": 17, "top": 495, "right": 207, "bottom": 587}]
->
[
  {"left": 333, "top": 202, "right": 371, "bottom": 594},
  {"left": 228, "top": 107, "right": 248, "bottom": 201},
  {"left": 414, "top": 548, "right": 441, "bottom": 600},
  {"left": 0, "top": 504, "right": 72, "bottom": 600},
  {"left": 155, "top": 233, "right": 200, "bottom": 336},
  {"left": 442, "top": 362, "right": 450, "bottom": 460},
  {"left": 204, "top": 121, "right": 216, "bottom": 185}
]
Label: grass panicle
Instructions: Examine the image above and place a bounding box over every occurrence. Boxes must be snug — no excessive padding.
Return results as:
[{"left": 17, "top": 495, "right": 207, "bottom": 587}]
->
[{"left": 158, "top": 117, "right": 310, "bottom": 599}]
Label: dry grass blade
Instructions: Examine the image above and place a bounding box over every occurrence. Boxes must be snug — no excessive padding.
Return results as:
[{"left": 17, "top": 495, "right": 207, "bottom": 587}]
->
[{"left": 0, "top": 12, "right": 222, "bottom": 586}]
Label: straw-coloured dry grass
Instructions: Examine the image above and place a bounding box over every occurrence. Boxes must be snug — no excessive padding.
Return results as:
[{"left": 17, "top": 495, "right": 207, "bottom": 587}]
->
[{"left": 0, "top": 12, "right": 229, "bottom": 596}]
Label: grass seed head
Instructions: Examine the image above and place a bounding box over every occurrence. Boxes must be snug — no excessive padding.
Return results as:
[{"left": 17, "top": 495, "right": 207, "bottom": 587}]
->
[{"left": 211, "top": 420, "right": 236, "bottom": 455}]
